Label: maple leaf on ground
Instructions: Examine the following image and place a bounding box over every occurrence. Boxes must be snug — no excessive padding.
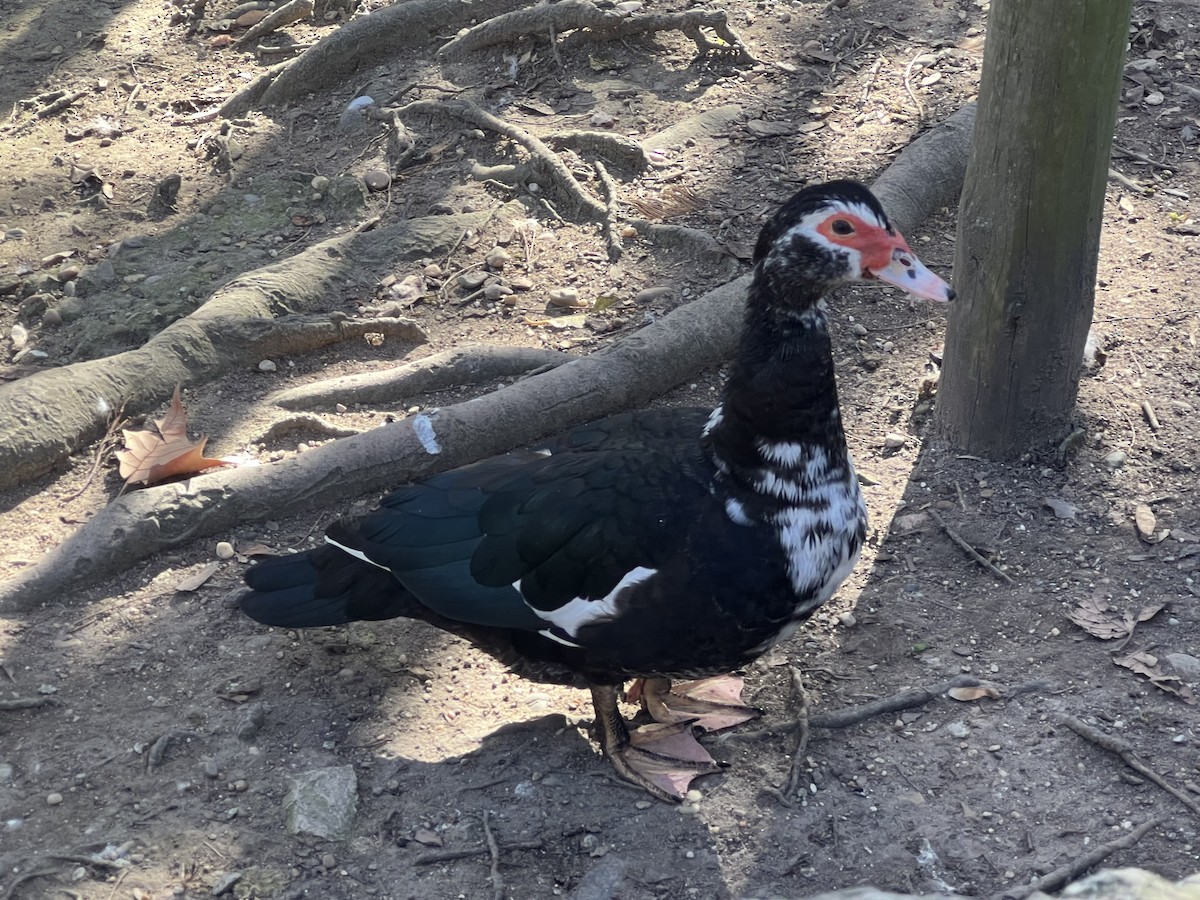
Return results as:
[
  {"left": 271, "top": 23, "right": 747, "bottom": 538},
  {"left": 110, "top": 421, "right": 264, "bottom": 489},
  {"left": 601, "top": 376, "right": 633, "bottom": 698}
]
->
[{"left": 116, "top": 385, "right": 232, "bottom": 487}]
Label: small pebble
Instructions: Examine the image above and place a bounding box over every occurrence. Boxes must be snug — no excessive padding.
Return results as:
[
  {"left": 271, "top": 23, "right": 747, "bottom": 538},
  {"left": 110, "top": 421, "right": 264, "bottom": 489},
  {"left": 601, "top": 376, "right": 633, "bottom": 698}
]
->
[
  {"left": 852, "top": 322, "right": 868, "bottom": 336},
  {"left": 685, "top": 789, "right": 702, "bottom": 803},
  {"left": 321, "top": 853, "right": 336, "bottom": 870},
  {"left": 363, "top": 169, "right": 391, "bottom": 191},
  {"left": 634, "top": 800, "right": 651, "bottom": 810},
  {"left": 883, "top": 433, "right": 908, "bottom": 449},
  {"left": 46, "top": 792, "right": 64, "bottom": 806},
  {"left": 1103, "top": 449, "right": 1128, "bottom": 468},
  {"left": 838, "top": 611, "right": 856, "bottom": 627},
  {"left": 548, "top": 287, "right": 585, "bottom": 308},
  {"left": 216, "top": 542, "right": 235, "bottom": 560},
  {"left": 946, "top": 721, "right": 970, "bottom": 739},
  {"left": 258, "top": 359, "right": 277, "bottom": 372},
  {"left": 484, "top": 248, "right": 511, "bottom": 270}
]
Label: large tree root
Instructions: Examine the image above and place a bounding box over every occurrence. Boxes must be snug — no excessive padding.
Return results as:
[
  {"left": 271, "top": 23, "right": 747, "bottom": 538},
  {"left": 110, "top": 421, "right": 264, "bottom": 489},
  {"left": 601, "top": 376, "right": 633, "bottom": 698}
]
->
[
  {"left": 0, "top": 107, "right": 975, "bottom": 611},
  {"left": 0, "top": 206, "right": 509, "bottom": 493},
  {"left": 440, "top": 1, "right": 755, "bottom": 63},
  {"left": 270, "top": 344, "right": 571, "bottom": 410},
  {"left": 218, "top": 0, "right": 531, "bottom": 116}
]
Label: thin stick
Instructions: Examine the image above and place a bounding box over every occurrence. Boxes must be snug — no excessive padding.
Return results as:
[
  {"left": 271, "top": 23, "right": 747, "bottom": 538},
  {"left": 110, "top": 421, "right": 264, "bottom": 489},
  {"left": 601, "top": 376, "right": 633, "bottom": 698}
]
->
[
  {"left": 65, "top": 403, "right": 128, "bottom": 502},
  {"left": 902, "top": 52, "right": 925, "bottom": 120},
  {"left": 0, "top": 696, "right": 56, "bottom": 710},
  {"left": 482, "top": 811, "right": 504, "bottom": 900},
  {"left": 1058, "top": 715, "right": 1200, "bottom": 818},
  {"left": 413, "top": 840, "right": 542, "bottom": 865},
  {"left": 1112, "top": 142, "right": 1174, "bottom": 171},
  {"left": 992, "top": 819, "right": 1158, "bottom": 900},
  {"left": 2, "top": 868, "right": 61, "bottom": 900},
  {"left": 104, "top": 869, "right": 129, "bottom": 900},
  {"left": 927, "top": 509, "right": 1015, "bottom": 584}
]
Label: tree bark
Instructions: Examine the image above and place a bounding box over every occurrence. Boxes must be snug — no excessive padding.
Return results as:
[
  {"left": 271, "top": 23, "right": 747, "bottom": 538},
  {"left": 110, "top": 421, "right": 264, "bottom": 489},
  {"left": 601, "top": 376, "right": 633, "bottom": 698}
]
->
[{"left": 934, "top": 0, "right": 1131, "bottom": 457}]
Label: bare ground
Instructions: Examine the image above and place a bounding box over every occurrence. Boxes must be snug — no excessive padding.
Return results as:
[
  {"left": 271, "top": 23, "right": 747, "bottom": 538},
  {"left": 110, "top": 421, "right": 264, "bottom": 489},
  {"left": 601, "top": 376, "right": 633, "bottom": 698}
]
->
[{"left": 0, "top": 0, "right": 1198, "bottom": 898}]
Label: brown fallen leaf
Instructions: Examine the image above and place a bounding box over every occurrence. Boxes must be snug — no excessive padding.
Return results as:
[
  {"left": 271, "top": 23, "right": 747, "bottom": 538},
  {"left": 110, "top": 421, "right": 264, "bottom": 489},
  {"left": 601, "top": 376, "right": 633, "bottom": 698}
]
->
[
  {"left": 1113, "top": 650, "right": 1197, "bottom": 705},
  {"left": 948, "top": 683, "right": 1002, "bottom": 702},
  {"left": 175, "top": 561, "right": 220, "bottom": 592},
  {"left": 1067, "top": 597, "right": 1131, "bottom": 640},
  {"left": 116, "top": 385, "right": 232, "bottom": 487}
]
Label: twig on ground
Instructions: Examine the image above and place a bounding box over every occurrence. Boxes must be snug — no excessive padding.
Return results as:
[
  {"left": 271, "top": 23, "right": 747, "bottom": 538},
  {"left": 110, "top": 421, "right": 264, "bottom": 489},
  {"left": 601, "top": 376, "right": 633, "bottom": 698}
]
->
[
  {"left": 593, "top": 160, "right": 624, "bottom": 261},
  {"left": 0, "top": 696, "right": 57, "bottom": 710},
  {"left": 902, "top": 52, "right": 925, "bottom": 120},
  {"left": 860, "top": 57, "right": 884, "bottom": 104},
  {"left": 546, "top": 131, "right": 650, "bottom": 170},
  {"left": 2, "top": 868, "right": 61, "bottom": 900},
  {"left": 36, "top": 90, "right": 87, "bottom": 118},
  {"left": 413, "top": 840, "right": 542, "bottom": 865},
  {"left": 727, "top": 675, "right": 1040, "bottom": 742},
  {"left": 1112, "top": 143, "right": 1174, "bottom": 172},
  {"left": 927, "top": 509, "right": 1015, "bottom": 584},
  {"left": 1057, "top": 714, "right": 1200, "bottom": 819},
  {"left": 991, "top": 819, "right": 1159, "bottom": 900},
  {"left": 64, "top": 403, "right": 129, "bottom": 503},
  {"left": 1108, "top": 167, "right": 1152, "bottom": 194},
  {"left": 482, "top": 810, "right": 504, "bottom": 900},
  {"left": 397, "top": 98, "right": 606, "bottom": 221},
  {"left": 782, "top": 666, "right": 812, "bottom": 799}
]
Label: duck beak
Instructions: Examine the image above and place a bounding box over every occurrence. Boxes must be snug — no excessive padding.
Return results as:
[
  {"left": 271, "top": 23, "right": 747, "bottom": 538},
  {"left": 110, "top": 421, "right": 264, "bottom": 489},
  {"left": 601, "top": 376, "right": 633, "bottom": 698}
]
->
[{"left": 866, "top": 246, "right": 955, "bottom": 303}]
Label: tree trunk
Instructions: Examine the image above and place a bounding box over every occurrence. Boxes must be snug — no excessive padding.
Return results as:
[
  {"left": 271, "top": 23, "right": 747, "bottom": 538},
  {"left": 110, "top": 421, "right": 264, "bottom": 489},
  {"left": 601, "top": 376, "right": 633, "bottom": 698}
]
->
[{"left": 934, "top": 0, "right": 1132, "bottom": 456}]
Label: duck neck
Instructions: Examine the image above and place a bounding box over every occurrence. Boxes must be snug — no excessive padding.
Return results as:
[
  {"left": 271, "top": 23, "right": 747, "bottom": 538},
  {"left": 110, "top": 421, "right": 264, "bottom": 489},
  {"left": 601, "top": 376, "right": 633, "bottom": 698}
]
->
[{"left": 702, "top": 280, "right": 850, "bottom": 486}]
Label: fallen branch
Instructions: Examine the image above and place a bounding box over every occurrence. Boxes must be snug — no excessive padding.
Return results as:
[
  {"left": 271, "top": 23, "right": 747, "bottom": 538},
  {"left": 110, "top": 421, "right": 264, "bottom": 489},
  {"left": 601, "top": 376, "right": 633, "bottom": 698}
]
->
[
  {"left": 270, "top": 344, "right": 571, "bottom": 410},
  {"left": 545, "top": 131, "right": 651, "bottom": 171},
  {"left": 726, "top": 674, "right": 1041, "bottom": 741},
  {"left": 482, "top": 810, "right": 504, "bottom": 900},
  {"left": 0, "top": 106, "right": 975, "bottom": 610},
  {"left": 991, "top": 819, "right": 1159, "bottom": 900},
  {"left": 927, "top": 508, "right": 1015, "bottom": 584},
  {"left": 412, "top": 840, "right": 542, "bottom": 865},
  {"left": 781, "top": 666, "right": 812, "bottom": 798},
  {"left": 1057, "top": 714, "right": 1200, "bottom": 819},
  {"left": 0, "top": 697, "right": 57, "bottom": 710}
]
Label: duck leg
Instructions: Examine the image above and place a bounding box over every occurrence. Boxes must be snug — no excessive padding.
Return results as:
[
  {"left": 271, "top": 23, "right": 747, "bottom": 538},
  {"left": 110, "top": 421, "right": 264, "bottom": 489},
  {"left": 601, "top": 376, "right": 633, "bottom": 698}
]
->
[
  {"left": 589, "top": 684, "right": 723, "bottom": 802},
  {"left": 630, "top": 675, "right": 762, "bottom": 732}
]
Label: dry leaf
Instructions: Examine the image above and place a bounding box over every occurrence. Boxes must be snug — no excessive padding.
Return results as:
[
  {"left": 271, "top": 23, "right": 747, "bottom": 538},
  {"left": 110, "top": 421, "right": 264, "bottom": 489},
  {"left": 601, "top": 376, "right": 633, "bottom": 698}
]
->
[
  {"left": 948, "top": 683, "right": 1002, "bottom": 702},
  {"left": 1114, "top": 650, "right": 1197, "bottom": 705},
  {"left": 1135, "top": 602, "right": 1165, "bottom": 623},
  {"left": 116, "top": 385, "right": 232, "bottom": 487},
  {"left": 175, "top": 561, "right": 220, "bottom": 592},
  {"left": 1067, "top": 597, "right": 1131, "bottom": 640},
  {"left": 1043, "top": 497, "right": 1078, "bottom": 520}
]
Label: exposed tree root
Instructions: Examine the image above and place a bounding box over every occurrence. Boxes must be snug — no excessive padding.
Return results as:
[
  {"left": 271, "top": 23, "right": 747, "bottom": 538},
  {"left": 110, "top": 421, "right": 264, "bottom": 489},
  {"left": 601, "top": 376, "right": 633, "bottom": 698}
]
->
[
  {"left": 397, "top": 98, "right": 608, "bottom": 221},
  {"left": 0, "top": 206, "right": 512, "bottom": 493},
  {"left": 0, "top": 107, "right": 975, "bottom": 611},
  {"left": 545, "top": 131, "right": 652, "bottom": 171},
  {"left": 439, "top": 0, "right": 755, "bottom": 64},
  {"left": 218, "top": 0, "right": 531, "bottom": 116},
  {"left": 270, "top": 344, "right": 571, "bottom": 410},
  {"left": 255, "top": 414, "right": 362, "bottom": 445}
]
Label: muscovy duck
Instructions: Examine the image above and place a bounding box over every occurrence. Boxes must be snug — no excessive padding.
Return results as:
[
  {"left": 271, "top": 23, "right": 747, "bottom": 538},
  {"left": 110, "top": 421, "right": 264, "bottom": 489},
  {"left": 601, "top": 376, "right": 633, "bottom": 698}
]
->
[{"left": 239, "top": 180, "right": 954, "bottom": 801}]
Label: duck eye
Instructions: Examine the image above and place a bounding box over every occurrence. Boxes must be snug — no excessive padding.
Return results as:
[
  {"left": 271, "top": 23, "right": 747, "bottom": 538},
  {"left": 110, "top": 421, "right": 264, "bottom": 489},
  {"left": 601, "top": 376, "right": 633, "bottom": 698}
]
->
[{"left": 830, "top": 219, "right": 854, "bottom": 236}]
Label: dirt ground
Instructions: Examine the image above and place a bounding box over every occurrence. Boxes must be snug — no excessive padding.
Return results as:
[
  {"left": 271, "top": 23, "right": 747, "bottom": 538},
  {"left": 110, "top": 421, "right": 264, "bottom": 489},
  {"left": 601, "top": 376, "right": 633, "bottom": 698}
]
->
[{"left": 1, "top": 0, "right": 1198, "bottom": 897}]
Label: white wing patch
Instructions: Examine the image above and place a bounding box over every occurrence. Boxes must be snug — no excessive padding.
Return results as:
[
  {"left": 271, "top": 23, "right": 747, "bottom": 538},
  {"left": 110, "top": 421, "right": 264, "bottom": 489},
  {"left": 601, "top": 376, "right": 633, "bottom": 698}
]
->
[
  {"left": 702, "top": 404, "right": 725, "bottom": 437},
  {"left": 326, "top": 535, "right": 391, "bottom": 571},
  {"left": 522, "top": 566, "right": 657, "bottom": 638}
]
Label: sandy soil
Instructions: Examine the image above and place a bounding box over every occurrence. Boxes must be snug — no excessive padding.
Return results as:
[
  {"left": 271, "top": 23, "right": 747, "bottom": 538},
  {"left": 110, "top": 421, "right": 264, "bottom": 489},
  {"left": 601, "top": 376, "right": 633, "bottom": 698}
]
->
[{"left": 1, "top": 0, "right": 1198, "bottom": 898}]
